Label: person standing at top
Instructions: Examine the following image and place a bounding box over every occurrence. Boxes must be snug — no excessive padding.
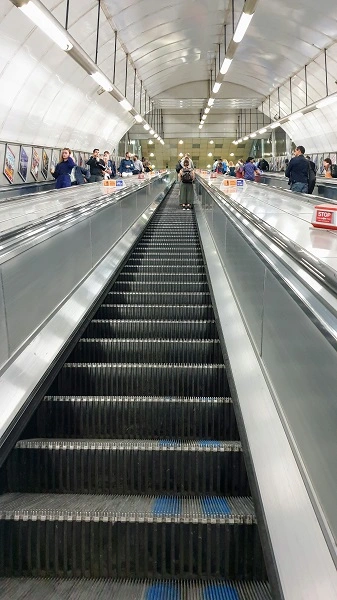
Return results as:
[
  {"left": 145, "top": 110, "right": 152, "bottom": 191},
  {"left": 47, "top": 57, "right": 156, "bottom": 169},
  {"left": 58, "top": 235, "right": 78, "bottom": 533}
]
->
[
  {"left": 133, "top": 155, "right": 143, "bottom": 174},
  {"left": 323, "top": 157, "right": 332, "bottom": 178},
  {"left": 118, "top": 152, "right": 134, "bottom": 176},
  {"left": 242, "top": 157, "right": 260, "bottom": 181},
  {"left": 178, "top": 158, "right": 195, "bottom": 210},
  {"left": 51, "top": 148, "right": 75, "bottom": 189},
  {"left": 285, "top": 145, "right": 310, "bottom": 193},
  {"left": 228, "top": 161, "right": 236, "bottom": 177},
  {"left": 258, "top": 157, "right": 269, "bottom": 171},
  {"left": 103, "top": 151, "right": 116, "bottom": 178},
  {"left": 86, "top": 149, "right": 106, "bottom": 182}
]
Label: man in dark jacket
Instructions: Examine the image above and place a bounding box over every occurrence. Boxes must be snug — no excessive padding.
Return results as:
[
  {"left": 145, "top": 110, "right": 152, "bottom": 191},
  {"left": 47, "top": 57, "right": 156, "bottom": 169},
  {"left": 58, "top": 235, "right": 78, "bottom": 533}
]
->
[
  {"left": 86, "top": 149, "right": 106, "bottom": 182},
  {"left": 285, "top": 146, "right": 309, "bottom": 193}
]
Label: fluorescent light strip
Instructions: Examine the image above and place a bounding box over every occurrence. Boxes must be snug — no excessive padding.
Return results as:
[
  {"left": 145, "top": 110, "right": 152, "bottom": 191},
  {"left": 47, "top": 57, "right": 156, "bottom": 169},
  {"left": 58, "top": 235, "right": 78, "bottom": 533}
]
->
[
  {"left": 20, "top": 1, "right": 73, "bottom": 51},
  {"left": 119, "top": 98, "right": 132, "bottom": 112},
  {"left": 213, "top": 82, "right": 221, "bottom": 94},
  {"left": 220, "top": 57, "right": 232, "bottom": 75},
  {"left": 270, "top": 122, "right": 280, "bottom": 129},
  {"left": 143, "top": 123, "right": 150, "bottom": 131},
  {"left": 233, "top": 12, "right": 254, "bottom": 43},
  {"left": 207, "top": 98, "right": 215, "bottom": 107},
  {"left": 250, "top": 133, "right": 257, "bottom": 138},
  {"left": 259, "top": 128, "right": 267, "bottom": 134},
  {"left": 91, "top": 72, "right": 113, "bottom": 92},
  {"left": 134, "top": 114, "right": 143, "bottom": 123},
  {"left": 149, "top": 129, "right": 155, "bottom": 135},
  {"left": 204, "top": 107, "right": 210, "bottom": 114}
]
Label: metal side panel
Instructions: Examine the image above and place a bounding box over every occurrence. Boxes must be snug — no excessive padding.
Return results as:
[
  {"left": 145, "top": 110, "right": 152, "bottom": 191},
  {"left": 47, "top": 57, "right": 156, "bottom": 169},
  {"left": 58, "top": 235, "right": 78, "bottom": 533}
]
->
[
  {"left": 0, "top": 195, "right": 164, "bottom": 448},
  {"left": 0, "top": 270, "right": 9, "bottom": 365},
  {"left": 195, "top": 201, "right": 337, "bottom": 600}
]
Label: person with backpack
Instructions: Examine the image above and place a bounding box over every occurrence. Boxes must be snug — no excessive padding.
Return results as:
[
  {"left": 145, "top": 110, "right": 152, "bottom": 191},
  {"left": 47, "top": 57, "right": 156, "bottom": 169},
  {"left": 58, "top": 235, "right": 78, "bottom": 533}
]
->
[
  {"left": 323, "top": 157, "right": 337, "bottom": 179},
  {"left": 285, "top": 145, "right": 310, "bottom": 193},
  {"left": 178, "top": 158, "right": 195, "bottom": 210}
]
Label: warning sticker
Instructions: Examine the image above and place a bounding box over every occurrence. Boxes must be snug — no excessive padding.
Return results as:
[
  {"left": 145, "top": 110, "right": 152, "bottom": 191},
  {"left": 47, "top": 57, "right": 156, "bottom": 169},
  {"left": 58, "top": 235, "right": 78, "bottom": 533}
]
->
[{"left": 315, "top": 210, "right": 333, "bottom": 225}]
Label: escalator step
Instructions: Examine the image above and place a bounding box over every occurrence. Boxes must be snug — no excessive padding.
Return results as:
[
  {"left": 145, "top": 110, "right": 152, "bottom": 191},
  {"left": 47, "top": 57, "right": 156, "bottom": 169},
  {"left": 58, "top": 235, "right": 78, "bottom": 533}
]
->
[
  {"left": 0, "top": 494, "right": 265, "bottom": 579},
  {"left": 52, "top": 363, "right": 228, "bottom": 397},
  {"left": 121, "top": 265, "right": 206, "bottom": 273},
  {"left": 83, "top": 320, "right": 218, "bottom": 340},
  {"left": 113, "top": 282, "right": 209, "bottom": 293},
  {"left": 33, "top": 396, "right": 238, "bottom": 440},
  {"left": 0, "top": 578, "right": 272, "bottom": 600},
  {"left": 128, "top": 258, "right": 204, "bottom": 265},
  {"left": 6, "top": 439, "right": 249, "bottom": 496},
  {"left": 116, "top": 273, "right": 207, "bottom": 283},
  {"left": 106, "top": 292, "right": 211, "bottom": 305},
  {"left": 68, "top": 339, "right": 223, "bottom": 364},
  {"left": 94, "top": 305, "right": 215, "bottom": 321}
]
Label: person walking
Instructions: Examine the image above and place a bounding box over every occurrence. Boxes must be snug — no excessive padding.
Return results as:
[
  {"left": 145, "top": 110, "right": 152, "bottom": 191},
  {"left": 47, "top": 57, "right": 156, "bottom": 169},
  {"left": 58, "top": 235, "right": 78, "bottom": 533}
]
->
[
  {"left": 51, "top": 148, "right": 75, "bottom": 189},
  {"left": 178, "top": 158, "right": 195, "bottom": 210},
  {"left": 118, "top": 152, "right": 134, "bottom": 176},
  {"left": 86, "top": 149, "right": 106, "bottom": 182},
  {"left": 323, "top": 157, "right": 333, "bottom": 178},
  {"left": 132, "top": 155, "right": 143, "bottom": 174},
  {"left": 285, "top": 146, "right": 310, "bottom": 193},
  {"left": 242, "top": 157, "right": 260, "bottom": 181}
]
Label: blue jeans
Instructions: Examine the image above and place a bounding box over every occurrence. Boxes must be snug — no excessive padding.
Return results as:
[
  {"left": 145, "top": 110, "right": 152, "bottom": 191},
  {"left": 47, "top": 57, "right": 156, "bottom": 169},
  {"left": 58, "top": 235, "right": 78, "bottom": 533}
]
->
[{"left": 291, "top": 182, "right": 308, "bottom": 193}]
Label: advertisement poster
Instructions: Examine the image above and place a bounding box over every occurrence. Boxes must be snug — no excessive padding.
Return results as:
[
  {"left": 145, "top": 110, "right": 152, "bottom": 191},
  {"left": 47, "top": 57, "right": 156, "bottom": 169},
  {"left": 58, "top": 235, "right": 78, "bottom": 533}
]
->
[
  {"left": 78, "top": 152, "right": 83, "bottom": 167},
  {"left": 18, "top": 146, "right": 29, "bottom": 182},
  {"left": 4, "top": 145, "right": 15, "bottom": 184},
  {"left": 31, "top": 148, "right": 40, "bottom": 180},
  {"left": 41, "top": 149, "right": 49, "bottom": 179},
  {"left": 50, "top": 149, "right": 58, "bottom": 175},
  {"left": 72, "top": 152, "right": 77, "bottom": 165}
]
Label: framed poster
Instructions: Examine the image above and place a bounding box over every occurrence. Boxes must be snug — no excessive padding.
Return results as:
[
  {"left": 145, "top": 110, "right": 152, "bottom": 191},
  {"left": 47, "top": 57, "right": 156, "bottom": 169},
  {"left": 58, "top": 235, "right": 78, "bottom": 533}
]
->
[
  {"left": 18, "top": 146, "right": 29, "bottom": 182},
  {"left": 50, "top": 149, "right": 59, "bottom": 175},
  {"left": 41, "top": 149, "right": 49, "bottom": 179},
  {"left": 31, "top": 148, "right": 40, "bottom": 181},
  {"left": 4, "top": 144, "right": 15, "bottom": 184},
  {"left": 78, "top": 152, "right": 83, "bottom": 167},
  {"left": 72, "top": 151, "right": 77, "bottom": 165}
]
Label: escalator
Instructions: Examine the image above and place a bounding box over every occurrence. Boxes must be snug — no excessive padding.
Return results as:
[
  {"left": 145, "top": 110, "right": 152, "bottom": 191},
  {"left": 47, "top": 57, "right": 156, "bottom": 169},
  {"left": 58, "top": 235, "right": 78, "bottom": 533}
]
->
[{"left": 0, "top": 185, "right": 271, "bottom": 599}]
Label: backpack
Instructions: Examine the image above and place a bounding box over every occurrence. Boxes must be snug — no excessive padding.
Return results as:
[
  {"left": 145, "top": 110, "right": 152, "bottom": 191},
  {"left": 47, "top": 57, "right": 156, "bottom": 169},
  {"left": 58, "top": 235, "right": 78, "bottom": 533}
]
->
[
  {"left": 181, "top": 168, "right": 193, "bottom": 183},
  {"left": 331, "top": 164, "right": 337, "bottom": 178}
]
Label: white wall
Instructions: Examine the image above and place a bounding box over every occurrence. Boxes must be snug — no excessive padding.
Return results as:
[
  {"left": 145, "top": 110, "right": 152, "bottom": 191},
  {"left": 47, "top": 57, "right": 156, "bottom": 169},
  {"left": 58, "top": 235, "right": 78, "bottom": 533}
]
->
[{"left": 0, "top": 2, "right": 134, "bottom": 155}]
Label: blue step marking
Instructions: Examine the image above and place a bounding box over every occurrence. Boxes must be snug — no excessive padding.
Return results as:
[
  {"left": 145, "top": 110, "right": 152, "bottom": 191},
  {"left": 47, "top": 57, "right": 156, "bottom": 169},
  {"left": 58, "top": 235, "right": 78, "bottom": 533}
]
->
[
  {"left": 146, "top": 583, "right": 180, "bottom": 600},
  {"left": 199, "top": 440, "right": 222, "bottom": 447},
  {"left": 203, "top": 584, "right": 239, "bottom": 600},
  {"left": 201, "top": 496, "right": 231, "bottom": 517},
  {"left": 159, "top": 440, "right": 179, "bottom": 447},
  {"left": 153, "top": 496, "right": 181, "bottom": 517}
]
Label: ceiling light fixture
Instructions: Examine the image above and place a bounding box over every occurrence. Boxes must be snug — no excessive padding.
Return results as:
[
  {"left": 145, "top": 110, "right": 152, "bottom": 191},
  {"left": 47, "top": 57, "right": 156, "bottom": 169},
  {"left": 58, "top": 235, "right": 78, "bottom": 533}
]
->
[
  {"left": 143, "top": 123, "right": 150, "bottom": 131},
  {"left": 91, "top": 72, "right": 113, "bottom": 92},
  {"left": 220, "top": 57, "right": 232, "bottom": 75},
  {"left": 119, "top": 98, "right": 133, "bottom": 112},
  {"left": 134, "top": 114, "right": 143, "bottom": 123},
  {"left": 18, "top": 0, "right": 73, "bottom": 51},
  {"left": 204, "top": 107, "right": 210, "bottom": 114},
  {"left": 178, "top": 140, "right": 184, "bottom": 144},
  {"left": 238, "top": 138, "right": 243, "bottom": 143},
  {"left": 208, "top": 152, "right": 213, "bottom": 157},
  {"left": 250, "top": 133, "right": 257, "bottom": 138},
  {"left": 199, "top": 125, "right": 203, "bottom": 129},
  {"left": 209, "top": 140, "right": 214, "bottom": 144},
  {"left": 154, "top": 133, "right": 159, "bottom": 138},
  {"left": 270, "top": 122, "right": 280, "bottom": 129},
  {"left": 259, "top": 128, "right": 267, "bottom": 134},
  {"left": 243, "top": 136, "right": 249, "bottom": 140},
  {"left": 213, "top": 82, "right": 222, "bottom": 94},
  {"left": 207, "top": 98, "right": 215, "bottom": 107},
  {"left": 233, "top": 12, "right": 254, "bottom": 43},
  {"left": 149, "top": 128, "right": 155, "bottom": 135}
]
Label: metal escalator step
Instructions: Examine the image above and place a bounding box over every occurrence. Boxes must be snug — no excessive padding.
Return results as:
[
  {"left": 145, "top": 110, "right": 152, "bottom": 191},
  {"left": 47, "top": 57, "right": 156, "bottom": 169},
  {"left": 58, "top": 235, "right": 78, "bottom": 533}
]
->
[
  {"left": 0, "top": 494, "right": 265, "bottom": 579},
  {"left": 113, "top": 282, "right": 209, "bottom": 293},
  {"left": 0, "top": 578, "right": 273, "bottom": 599},
  {"left": 116, "top": 273, "right": 207, "bottom": 283},
  {"left": 95, "top": 305, "right": 214, "bottom": 321},
  {"left": 128, "top": 258, "right": 204, "bottom": 265},
  {"left": 52, "top": 364, "right": 228, "bottom": 397},
  {"left": 106, "top": 292, "right": 211, "bottom": 305},
  {"left": 84, "top": 320, "right": 218, "bottom": 340},
  {"left": 121, "top": 265, "right": 206, "bottom": 273},
  {"left": 69, "top": 339, "right": 223, "bottom": 364},
  {"left": 34, "top": 396, "right": 238, "bottom": 440},
  {"left": 6, "top": 439, "right": 249, "bottom": 496}
]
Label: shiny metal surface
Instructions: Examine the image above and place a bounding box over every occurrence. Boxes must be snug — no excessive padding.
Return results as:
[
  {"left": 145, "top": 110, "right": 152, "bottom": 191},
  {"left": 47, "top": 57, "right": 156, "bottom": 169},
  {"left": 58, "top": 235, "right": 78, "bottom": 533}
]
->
[
  {"left": 0, "top": 189, "right": 166, "bottom": 444},
  {"left": 0, "top": 174, "right": 173, "bottom": 368},
  {"left": 195, "top": 199, "right": 337, "bottom": 599},
  {"left": 198, "top": 175, "right": 337, "bottom": 290}
]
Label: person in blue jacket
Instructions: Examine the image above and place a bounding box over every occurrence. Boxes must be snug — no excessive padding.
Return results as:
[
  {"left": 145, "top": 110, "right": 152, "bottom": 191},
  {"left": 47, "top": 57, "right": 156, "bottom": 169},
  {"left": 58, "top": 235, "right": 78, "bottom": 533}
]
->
[
  {"left": 118, "top": 152, "right": 134, "bottom": 176},
  {"left": 52, "top": 148, "right": 75, "bottom": 188}
]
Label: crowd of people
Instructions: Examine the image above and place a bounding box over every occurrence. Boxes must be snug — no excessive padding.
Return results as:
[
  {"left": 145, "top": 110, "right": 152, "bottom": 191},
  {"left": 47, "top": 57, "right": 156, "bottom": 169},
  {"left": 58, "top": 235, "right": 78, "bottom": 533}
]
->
[{"left": 51, "top": 149, "right": 154, "bottom": 189}]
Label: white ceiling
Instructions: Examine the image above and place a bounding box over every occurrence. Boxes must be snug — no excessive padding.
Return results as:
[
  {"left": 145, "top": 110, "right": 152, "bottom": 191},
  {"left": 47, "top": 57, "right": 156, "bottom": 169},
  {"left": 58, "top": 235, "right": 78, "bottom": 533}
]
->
[{"left": 1, "top": 0, "right": 337, "bottom": 153}]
